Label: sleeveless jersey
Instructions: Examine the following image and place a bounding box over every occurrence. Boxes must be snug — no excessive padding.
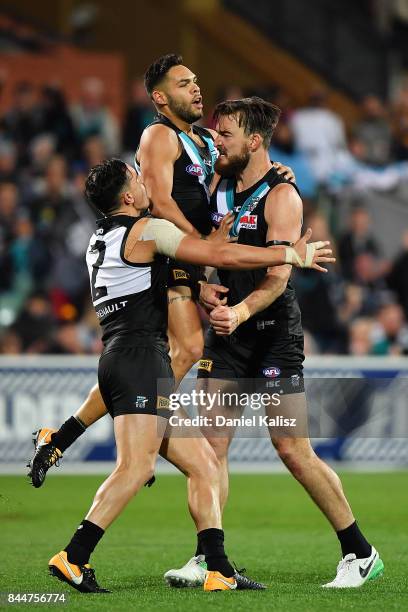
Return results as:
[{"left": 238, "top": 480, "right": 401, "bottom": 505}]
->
[
  {"left": 210, "top": 167, "right": 303, "bottom": 339},
  {"left": 86, "top": 213, "right": 168, "bottom": 346},
  {"left": 135, "top": 114, "right": 218, "bottom": 235}
]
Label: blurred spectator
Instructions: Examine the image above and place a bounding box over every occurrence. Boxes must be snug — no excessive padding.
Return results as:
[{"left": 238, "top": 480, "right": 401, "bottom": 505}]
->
[
  {"left": 122, "top": 78, "right": 155, "bottom": 152},
  {"left": 40, "top": 85, "right": 77, "bottom": 158},
  {"left": 292, "top": 213, "right": 346, "bottom": 353},
  {"left": 338, "top": 206, "right": 382, "bottom": 281},
  {"left": 392, "top": 83, "right": 408, "bottom": 160},
  {"left": 47, "top": 322, "right": 85, "bottom": 354},
  {"left": 353, "top": 95, "right": 392, "bottom": 166},
  {"left": 371, "top": 302, "right": 408, "bottom": 355},
  {"left": 290, "top": 88, "right": 350, "bottom": 184},
  {"left": 0, "top": 141, "right": 18, "bottom": 182},
  {"left": 2, "top": 82, "right": 43, "bottom": 166},
  {"left": 70, "top": 77, "right": 119, "bottom": 155},
  {"left": 269, "top": 121, "right": 317, "bottom": 199},
  {"left": 12, "top": 292, "right": 55, "bottom": 352},
  {"left": 387, "top": 229, "right": 408, "bottom": 318},
  {"left": 348, "top": 318, "right": 375, "bottom": 355}
]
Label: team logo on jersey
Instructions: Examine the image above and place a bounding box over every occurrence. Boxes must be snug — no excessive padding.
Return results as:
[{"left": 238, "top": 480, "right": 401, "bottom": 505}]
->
[
  {"left": 198, "top": 359, "right": 213, "bottom": 372},
  {"left": 157, "top": 396, "right": 171, "bottom": 411},
  {"left": 186, "top": 163, "right": 204, "bottom": 177},
  {"left": 240, "top": 214, "right": 258, "bottom": 230},
  {"left": 211, "top": 212, "right": 224, "bottom": 225},
  {"left": 262, "top": 366, "right": 281, "bottom": 378},
  {"left": 173, "top": 269, "right": 189, "bottom": 281},
  {"left": 96, "top": 228, "right": 104, "bottom": 235},
  {"left": 135, "top": 395, "right": 148, "bottom": 409}
]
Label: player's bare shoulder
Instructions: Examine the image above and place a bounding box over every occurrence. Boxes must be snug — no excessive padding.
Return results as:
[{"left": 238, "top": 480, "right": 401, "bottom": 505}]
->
[
  {"left": 266, "top": 183, "right": 302, "bottom": 215},
  {"left": 139, "top": 123, "right": 181, "bottom": 161}
]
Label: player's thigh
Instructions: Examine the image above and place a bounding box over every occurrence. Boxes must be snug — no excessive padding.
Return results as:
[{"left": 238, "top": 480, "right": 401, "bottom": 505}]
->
[
  {"left": 167, "top": 286, "right": 204, "bottom": 358},
  {"left": 115, "top": 413, "right": 165, "bottom": 466},
  {"left": 196, "top": 377, "right": 243, "bottom": 457}
]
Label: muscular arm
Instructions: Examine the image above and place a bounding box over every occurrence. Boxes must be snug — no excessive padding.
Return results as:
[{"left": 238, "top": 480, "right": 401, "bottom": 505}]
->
[
  {"left": 138, "top": 124, "right": 199, "bottom": 235},
  {"left": 243, "top": 183, "right": 302, "bottom": 317},
  {"left": 210, "top": 184, "right": 303, "bottom": 335}
]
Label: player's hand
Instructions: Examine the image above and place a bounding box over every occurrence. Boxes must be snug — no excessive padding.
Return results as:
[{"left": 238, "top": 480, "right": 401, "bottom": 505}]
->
[
  {"left": 288, "top": 228, "right": 335, "bottom": 272},
  {"left": 210, "top": 305, "right": 239, "bottom": 335},
  {"left": 206, "top": 212, "right": 236, "bottom": 243},
  {"left": 199, "top": 282, "right": 229, "bottom": 312},
  {"left": 273, "top": 161, "right": 296, "bottom": 183}
]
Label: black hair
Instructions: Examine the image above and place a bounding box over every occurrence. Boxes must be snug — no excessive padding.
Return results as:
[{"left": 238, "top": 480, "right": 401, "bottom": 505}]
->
[
  {"left": 84, "top": 158, "right": 129, "bottom": 215},
  {"left": 213, "top": 96, "right": 281, "bottom": 148},
  {"left": 144, "top": 53, "right": 183, "bottom": 97}
]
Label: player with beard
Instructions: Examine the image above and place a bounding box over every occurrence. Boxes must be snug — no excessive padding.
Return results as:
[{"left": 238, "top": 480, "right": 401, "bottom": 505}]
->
[
  {"left": 27, "top": 54, "right": 294, "bottom": 488},
  {"left": 45, "top": 159, "right": 332, "bottom": 593},
  {"left": 164, "top": 97, "right": 384, "bottom": 589}
]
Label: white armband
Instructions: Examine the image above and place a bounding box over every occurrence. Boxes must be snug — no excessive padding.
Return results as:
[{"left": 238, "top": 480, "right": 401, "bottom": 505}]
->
[{"left": 140, "top": 218, "right": 186, "bottom": 258}]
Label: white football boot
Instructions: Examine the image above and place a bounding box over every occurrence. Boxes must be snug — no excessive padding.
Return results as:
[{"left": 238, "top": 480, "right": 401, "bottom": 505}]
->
[
  {"left": 322, "top": 546, "right": 384, "bottom": 588},
  {"left": 164, "top": 555, "right": 207, "bottom": 588}
]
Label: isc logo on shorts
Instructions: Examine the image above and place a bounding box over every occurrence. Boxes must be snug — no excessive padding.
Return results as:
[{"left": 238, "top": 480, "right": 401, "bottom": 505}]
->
[
  {"left": 198, "top": 359, "right": 213, "bottom": 372},
  {"left": 240, "top": 214, "right": 257, "bottom": 230},
  {"left": 262, "top": 366, "right": 281, "bottom": 378},
  {"left": 173, "top": 269, "right": 189, "bottom": 281},
  {"left": 186, "top": 164, "right": 204, "bottom": 177},
  {"left": 135, "top": 395, "right": 148, "bottom": 408},
  {"left": 157, "top": 396, "right": 170, "bottom": 411}
]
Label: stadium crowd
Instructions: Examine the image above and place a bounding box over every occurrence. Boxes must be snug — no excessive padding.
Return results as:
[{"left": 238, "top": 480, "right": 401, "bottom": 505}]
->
[{"left": 1, "top": 76, "right": 408, "bottom": 357}]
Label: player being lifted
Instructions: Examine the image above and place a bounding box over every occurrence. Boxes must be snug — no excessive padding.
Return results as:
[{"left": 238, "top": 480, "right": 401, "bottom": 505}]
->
[
  {"left": 46, "top": 159, "right": 332, "bottom": 593},
  {"left": 164, "top": 97, "right": 384, "bottom": 589},
  {"left": 27, "top": 55, "right": 292, "bottom": 487}
]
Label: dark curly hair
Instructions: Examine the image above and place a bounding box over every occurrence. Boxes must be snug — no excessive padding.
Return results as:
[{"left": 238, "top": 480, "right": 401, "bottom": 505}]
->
[
  {"left": 85, "top": 158, "right": 129, "bottom": 215},
  {"left": 144, "top": 53, "right": 183, "bottom": 97},
  {"left": 213, "top": 96, "right": 281, "bottom": 148}
]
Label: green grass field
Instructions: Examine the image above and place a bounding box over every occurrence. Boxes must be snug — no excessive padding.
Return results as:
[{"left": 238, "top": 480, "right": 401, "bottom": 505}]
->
[{"left": 1, "top": 472, "right": 407, "bottom": 611}]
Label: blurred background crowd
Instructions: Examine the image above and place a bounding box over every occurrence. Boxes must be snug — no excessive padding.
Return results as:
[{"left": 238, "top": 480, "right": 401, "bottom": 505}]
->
[{"left": 1, "top": 1, "right": 408, "bottom": 357}]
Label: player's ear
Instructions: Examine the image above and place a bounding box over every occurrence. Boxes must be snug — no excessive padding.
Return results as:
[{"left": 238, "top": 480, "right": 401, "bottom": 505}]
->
[
  {"left": 249, "top": 133, "right": 262, "bottom": 151},
  {"left": 123, "top": 190, "right": 135, "bottom": 206},
  {"left": 152, "top": 89, "right": 167, "bottom": 107}
]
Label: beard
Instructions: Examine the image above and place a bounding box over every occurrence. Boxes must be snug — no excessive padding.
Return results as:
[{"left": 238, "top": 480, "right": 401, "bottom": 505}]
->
[
  {"left": 215, "top": 144, "right": 251, "bottom": 177},
  {"left": 167, "top": 94, "right": 202, "bottom": 124}
]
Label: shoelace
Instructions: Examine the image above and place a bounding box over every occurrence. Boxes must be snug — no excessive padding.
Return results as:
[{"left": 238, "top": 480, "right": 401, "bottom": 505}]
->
[
  {"left": 335, "top": 558, "right": 354, "bottom": 580},
  {"left": 232, "top": 561, "right": 246, "bottom": 575},
  {"left": 40, "top": 445, "right": 61, "bottom": 468}
]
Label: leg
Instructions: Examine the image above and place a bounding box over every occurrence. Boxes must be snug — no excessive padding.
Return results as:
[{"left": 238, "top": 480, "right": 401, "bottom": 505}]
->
[
  {"left": 28, "top": 383, "right": 108, "bottom": 487},
  {"left": 160, "top": 425, "right": 222, "bottom": 533},
  {"left": 168, "top": 286, "right": 204, "bottom": 388},
  {"left": 49, "top": 413, "right": 164, "bottom": 593},
  {"left": 196, "top": 377, "right": 242, "bottom": 514},
  {"left": 86, "top": 413, "right": 163, "bottom": 529}
]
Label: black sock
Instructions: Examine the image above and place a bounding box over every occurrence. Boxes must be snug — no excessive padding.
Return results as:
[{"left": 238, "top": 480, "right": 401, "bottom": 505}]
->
[
  {"left": 51, "top": 416, "right": 86, "bottom": 453},
  {"left": 65, "top": 519, "right": 104, "bottom": 566},
  {"left": 337, "top": 521, "right": 372, "bottom": 559},
  {"left": 195, "top": 539, "right": 203, "bottom": 557},
  {"left": 197, "top": 528, "right": 234, "bottom": 577}
]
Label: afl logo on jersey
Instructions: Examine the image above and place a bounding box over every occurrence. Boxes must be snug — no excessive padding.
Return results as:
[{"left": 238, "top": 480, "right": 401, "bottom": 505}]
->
[
  {"left": 186, "top": 163, "right": 204, "bottom": 177},
  {"left": 263, "top": 366, "right": 281, "bottom": 378},
  {"left": 211, "top": 212, "right": 224, "bottom": 225}
]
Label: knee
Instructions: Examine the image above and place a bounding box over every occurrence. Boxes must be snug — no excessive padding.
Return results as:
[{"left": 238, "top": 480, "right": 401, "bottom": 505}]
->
[
  {"left": 114, "top": 459, "right": 155, "bottom": 494},
  {"left": 206, "top": 438, "right": 229, "bottom": 464},
  {"left": 273, "top": 439, "right": 313, "bottom": 480},
  {"left": 174, "top": 341, "right": 203, "bottom": 367}
]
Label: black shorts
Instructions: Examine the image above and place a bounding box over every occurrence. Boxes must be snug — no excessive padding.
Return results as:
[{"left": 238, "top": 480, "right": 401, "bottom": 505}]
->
[
  {"left": 167, "top": 259, "right": 206, "bottom": 301},
  {"left": 98, "top": 342, "right": 174, "bottom": 419},
  {"left": 197, "top": 329, "right": 305, "bottom": 395}
]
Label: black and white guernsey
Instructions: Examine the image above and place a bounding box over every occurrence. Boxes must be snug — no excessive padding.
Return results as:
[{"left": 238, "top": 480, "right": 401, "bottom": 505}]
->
[{"left": 86, "top": 213, "right": 168, "bottom": 345}]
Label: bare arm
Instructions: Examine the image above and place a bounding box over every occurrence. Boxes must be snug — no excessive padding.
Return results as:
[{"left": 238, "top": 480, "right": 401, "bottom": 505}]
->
[
  {"left": 139, "top": 124, "right": 199, "bottom": 235},
  {"left": 210, "top": 184, "right": 302, "bottom": 335}
]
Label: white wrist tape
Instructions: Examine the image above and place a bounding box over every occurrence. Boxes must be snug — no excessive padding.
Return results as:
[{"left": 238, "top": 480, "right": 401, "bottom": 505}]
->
[
  {"left": 285, "top": 241, "right": 325, "bottom": 268},
  {"left": 230, "top": 302, "right": 251, "bottom": 326},
  {"left": 140, "top": 218, "right": 186, "bottom": 258}
]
